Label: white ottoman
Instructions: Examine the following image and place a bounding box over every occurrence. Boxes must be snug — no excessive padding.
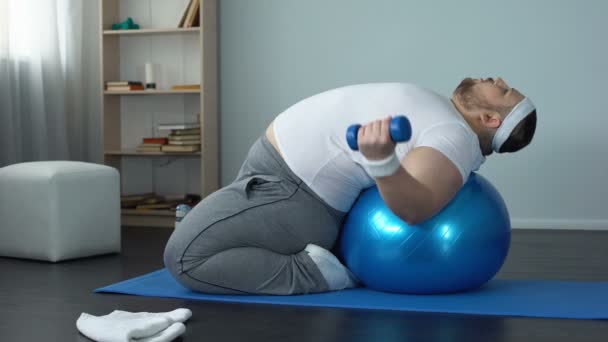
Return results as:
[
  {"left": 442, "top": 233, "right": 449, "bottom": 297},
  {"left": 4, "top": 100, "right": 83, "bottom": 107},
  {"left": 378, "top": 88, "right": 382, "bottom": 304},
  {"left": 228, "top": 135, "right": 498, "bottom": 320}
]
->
[{"left": 0, "top": 161, "right": 121, "bottom": 262}]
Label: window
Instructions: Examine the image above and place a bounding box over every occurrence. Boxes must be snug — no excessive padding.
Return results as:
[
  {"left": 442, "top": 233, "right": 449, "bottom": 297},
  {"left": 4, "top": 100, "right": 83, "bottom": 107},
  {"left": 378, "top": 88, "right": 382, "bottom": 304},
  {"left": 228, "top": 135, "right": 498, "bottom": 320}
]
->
[
  {"left": 0, "top": 0, "right": 8, "bottom": 54},
  {"left": 0, "top": 0, "right": 61, "bottom": 58}
]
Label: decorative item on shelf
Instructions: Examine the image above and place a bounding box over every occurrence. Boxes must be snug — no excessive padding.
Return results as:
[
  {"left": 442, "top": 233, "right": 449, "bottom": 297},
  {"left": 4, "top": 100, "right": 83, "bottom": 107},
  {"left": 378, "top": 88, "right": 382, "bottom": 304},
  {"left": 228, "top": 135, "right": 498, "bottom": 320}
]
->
[
  {"left": 178, "top": 0, "right": 200, "bottom": 28},
  {"left": 111, "top": 17, "right": 140, "bottom": 30},
  {"left": 135, "top": 137, "right": 168, "bottom": 153},
  {"left": 175, "top": 204, "right": 192, "bottom": 228},
  {"left": 145, "top": 63, "right": 157, "bottom": 90},
  {"left": 106, "top": 81, "right": 144, "bottom": 91},
  {"left": 170, "top": 84, "right": 201, "bottom": 91}
]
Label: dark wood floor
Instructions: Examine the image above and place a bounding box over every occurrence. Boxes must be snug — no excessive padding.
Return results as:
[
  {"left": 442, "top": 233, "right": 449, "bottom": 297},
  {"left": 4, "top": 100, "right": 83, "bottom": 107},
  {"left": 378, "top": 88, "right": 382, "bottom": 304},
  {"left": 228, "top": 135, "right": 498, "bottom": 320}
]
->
[{"left": 1, "top": 227, "right": 607, "bottom": 342}]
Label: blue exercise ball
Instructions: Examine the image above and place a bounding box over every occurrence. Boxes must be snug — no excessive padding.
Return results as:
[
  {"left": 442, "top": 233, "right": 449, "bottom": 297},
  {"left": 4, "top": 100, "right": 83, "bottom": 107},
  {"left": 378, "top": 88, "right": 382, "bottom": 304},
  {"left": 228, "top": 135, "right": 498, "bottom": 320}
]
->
[{"left": 339, "top": 173, "right": 511, "bottom": 294}]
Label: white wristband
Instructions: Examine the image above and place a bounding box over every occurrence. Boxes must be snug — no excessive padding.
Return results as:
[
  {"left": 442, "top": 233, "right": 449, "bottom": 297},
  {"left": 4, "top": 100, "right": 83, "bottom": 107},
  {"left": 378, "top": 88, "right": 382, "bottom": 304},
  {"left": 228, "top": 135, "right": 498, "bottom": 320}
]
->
[{"left": 363, "top": 152, "right": 402, "bottom": 178}]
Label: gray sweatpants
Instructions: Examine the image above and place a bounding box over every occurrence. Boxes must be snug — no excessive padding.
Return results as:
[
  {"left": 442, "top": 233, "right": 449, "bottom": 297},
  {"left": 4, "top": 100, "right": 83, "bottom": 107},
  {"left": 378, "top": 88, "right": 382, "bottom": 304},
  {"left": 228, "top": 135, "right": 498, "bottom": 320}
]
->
[{"left": 163, "top": 135, "right": 347, "bottom": 295}]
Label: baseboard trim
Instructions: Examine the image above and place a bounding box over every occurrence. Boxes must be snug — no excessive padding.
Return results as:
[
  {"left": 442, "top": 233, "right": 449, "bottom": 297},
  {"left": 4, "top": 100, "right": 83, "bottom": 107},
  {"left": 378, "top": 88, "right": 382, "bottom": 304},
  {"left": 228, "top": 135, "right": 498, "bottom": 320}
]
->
[{"left": 511, "top": 218, "right": 608, "bottom": 230}]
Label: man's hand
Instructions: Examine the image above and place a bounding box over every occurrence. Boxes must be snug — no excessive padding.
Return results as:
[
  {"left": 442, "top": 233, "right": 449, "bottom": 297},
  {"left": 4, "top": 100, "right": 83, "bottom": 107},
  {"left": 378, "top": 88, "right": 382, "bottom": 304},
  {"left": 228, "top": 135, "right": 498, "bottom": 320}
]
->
[{"left": 357, "top": 116, "right": 396, "bottom": 161}]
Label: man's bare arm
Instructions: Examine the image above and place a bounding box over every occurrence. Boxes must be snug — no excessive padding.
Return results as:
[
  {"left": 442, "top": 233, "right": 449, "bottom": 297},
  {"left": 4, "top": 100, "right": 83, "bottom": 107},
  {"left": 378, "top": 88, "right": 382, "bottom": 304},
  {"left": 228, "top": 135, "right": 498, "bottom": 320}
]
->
[{"left": 375, "top": 146, "right": 463, "bottom": 225}]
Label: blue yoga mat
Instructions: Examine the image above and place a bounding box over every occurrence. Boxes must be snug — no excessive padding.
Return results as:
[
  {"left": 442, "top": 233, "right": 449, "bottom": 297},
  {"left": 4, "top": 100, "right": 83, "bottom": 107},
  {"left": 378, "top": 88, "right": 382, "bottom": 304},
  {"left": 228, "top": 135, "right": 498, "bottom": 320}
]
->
[{"left": 95, "top": 269, "right": 608, "bottom": 320}]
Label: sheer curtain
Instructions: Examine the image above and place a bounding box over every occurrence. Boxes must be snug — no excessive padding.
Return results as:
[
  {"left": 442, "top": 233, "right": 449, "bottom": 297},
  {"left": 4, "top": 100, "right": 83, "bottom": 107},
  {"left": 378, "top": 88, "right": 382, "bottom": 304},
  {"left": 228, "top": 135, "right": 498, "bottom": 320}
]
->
[{"left": 0, "top": 0, "right": 100, "bottom": 166}]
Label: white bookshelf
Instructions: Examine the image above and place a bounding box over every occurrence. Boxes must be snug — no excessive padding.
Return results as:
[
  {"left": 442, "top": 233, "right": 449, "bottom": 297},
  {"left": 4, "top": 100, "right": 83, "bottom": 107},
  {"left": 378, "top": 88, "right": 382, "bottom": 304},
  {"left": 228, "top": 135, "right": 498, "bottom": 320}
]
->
[{"left": 99, "top": 0, "right": 219, "bottom": 228}]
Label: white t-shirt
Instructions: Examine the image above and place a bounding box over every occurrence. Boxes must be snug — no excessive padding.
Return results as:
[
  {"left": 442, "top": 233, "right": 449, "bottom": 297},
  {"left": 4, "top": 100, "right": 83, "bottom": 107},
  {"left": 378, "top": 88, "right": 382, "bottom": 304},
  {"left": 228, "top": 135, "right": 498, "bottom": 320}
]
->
[{"left": 273, "top": 83, "right": 485, "bottom": 212}]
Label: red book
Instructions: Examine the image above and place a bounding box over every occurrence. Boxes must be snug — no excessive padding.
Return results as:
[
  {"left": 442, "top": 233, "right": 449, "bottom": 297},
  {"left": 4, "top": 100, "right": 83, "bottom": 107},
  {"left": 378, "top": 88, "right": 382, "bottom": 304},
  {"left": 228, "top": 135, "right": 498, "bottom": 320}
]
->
[{"left": 142, "top": 137, "right": 168, "bottom": 145}]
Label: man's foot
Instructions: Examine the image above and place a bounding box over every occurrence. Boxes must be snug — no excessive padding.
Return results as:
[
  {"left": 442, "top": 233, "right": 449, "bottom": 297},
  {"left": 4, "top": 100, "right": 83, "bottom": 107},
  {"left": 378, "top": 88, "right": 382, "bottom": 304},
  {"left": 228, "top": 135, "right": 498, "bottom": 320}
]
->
[{"left": 305, "top": 244, "right": 359, "bottom": 291}]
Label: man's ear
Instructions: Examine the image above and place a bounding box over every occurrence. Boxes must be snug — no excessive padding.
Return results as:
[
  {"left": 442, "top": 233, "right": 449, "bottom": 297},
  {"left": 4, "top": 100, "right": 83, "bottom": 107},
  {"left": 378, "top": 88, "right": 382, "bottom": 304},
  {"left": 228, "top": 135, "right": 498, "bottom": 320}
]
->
[{"left": 480, "top": 111, "right": 502, "bottom": 129}]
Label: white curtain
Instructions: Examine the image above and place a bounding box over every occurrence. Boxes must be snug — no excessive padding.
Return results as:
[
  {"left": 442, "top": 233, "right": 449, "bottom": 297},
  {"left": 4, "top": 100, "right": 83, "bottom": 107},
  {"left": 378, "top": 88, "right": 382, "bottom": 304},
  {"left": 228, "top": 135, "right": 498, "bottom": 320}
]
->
[{"left": 0, "top": 0, "right": 100, "bottom": 166}]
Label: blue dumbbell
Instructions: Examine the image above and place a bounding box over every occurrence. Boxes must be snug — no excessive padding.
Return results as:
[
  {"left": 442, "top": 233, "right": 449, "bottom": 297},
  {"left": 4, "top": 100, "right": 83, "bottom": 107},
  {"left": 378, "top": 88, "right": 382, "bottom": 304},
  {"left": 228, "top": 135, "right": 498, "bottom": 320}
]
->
[{"left": 346, "top": 115, "right": 412, "bottom": 151}]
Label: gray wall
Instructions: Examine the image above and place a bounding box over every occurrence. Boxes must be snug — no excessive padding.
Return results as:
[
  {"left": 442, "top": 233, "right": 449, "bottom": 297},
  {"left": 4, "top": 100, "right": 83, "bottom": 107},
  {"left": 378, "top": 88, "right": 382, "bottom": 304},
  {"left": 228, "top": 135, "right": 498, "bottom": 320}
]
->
[{"left": 220, "top": 0, "right": 608, "bottom": 229}]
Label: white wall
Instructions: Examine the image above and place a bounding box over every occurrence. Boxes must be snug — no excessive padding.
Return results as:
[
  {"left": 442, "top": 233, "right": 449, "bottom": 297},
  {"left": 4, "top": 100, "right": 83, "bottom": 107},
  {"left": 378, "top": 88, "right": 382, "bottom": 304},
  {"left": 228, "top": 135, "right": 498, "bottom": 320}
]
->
[{"left": 220, "top": 0, "right": 608, "bottom": 229}]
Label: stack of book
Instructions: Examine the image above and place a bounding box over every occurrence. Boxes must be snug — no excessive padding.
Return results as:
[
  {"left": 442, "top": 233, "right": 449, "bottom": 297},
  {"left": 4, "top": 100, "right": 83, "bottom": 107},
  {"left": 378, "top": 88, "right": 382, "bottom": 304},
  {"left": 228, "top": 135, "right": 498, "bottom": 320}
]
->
[
  {"left": 159, "top": 122, "right": 201, "bottom": 153},
  {"left": 136, "top": 137, "right": 168, "bottom": 153},
  {"left": 106, "top": 81, "right": 144, "bottom": 91}
]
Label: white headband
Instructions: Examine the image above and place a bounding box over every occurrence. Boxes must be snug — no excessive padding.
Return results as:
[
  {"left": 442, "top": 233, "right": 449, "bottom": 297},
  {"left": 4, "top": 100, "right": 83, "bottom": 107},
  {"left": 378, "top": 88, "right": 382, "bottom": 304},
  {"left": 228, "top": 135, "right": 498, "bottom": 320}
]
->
[{"left": 492, "top": 97, "right": 536, "bottom": 152}]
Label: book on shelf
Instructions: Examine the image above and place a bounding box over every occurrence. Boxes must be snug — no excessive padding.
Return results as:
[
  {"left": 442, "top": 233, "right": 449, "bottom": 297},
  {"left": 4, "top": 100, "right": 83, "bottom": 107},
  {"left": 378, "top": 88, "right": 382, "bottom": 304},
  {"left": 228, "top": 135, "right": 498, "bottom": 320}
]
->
[
  {"left": 168, "top": 134, "right": 200, "bottom": 141},
  {"left": 168, "top": 127, "right": 201, "bottom": 146},
  {"left": 161, "top": 145, "right": 200, "bottom": 152},
  {"left": 168, "top": 140, "right": 201, "bottom": 146},
  {"left": 106, "top": 81, "right": 142, "bottom": 86},
  {"left": 171, "top": 128, "right": 201, "bottom": 136},
  {"left": 106, "top": 81, "right": 144, "bottom": 91},
  {"left": 158, "top": 122, "right": 200, "bottom": 130},
  {"left": 178, "top": 0, "right": 200, "bottom": 28},
  {"left": 135, "top": 133, "right": 201, "bottom": 152},
  {"left": 136, "top": 146, "right": 162, "bottom": 153},
  {"left": 120, "top": 193, "right": 157, "bottom": 208},
  {"left": 143, "top": 137, "right": 169, "bottom": 145},
  {"left": 107, "top": 85, "right": 145, "bottom": 91},
  {"left": 177, "top": 0, "right": 192, "bottom": 27},
  {"left": 171, "top": 84, "right": 201, "bottom": 90},
  {"left": 135, "top": 137, "right": 169, "bottom": 153}
]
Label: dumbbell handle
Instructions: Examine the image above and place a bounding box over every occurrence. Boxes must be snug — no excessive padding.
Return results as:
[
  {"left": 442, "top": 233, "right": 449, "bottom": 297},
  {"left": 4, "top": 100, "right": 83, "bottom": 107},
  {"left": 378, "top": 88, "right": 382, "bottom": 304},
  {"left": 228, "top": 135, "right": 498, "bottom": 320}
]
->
[{"left": 346, "top": 115, "right": 412, "bottom": 151}]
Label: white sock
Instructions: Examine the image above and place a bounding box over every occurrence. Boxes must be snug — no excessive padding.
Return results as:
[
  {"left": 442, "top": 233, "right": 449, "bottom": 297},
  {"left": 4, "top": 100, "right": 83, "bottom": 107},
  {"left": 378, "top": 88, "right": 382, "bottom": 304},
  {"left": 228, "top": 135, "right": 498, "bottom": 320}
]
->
[
  {"left": 76, "top": 308, "right": 192, "bottom": 342},
  {"left": 137, "top": 323, "right": 186, "bottom": 342},
  {"left": 305, "top": 244, "right": 359, "bottom": 291},
  {"left": 109, "top": 308, "right": 192, "bottom": 323}
]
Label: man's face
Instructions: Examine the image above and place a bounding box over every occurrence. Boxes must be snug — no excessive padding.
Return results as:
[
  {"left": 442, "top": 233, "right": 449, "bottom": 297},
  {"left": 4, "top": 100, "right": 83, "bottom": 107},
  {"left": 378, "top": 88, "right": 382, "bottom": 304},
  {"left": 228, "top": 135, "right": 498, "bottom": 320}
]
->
[{"left": 454, "top": 77, "right": 525, "bottom": 114}]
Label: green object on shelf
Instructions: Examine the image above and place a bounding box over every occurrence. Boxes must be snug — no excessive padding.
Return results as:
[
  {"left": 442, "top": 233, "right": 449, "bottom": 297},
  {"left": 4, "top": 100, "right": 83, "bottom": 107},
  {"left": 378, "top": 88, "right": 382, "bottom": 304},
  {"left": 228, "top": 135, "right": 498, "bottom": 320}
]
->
[{"left": 111, "top": 17, "right": 140, "bottom": 30}]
